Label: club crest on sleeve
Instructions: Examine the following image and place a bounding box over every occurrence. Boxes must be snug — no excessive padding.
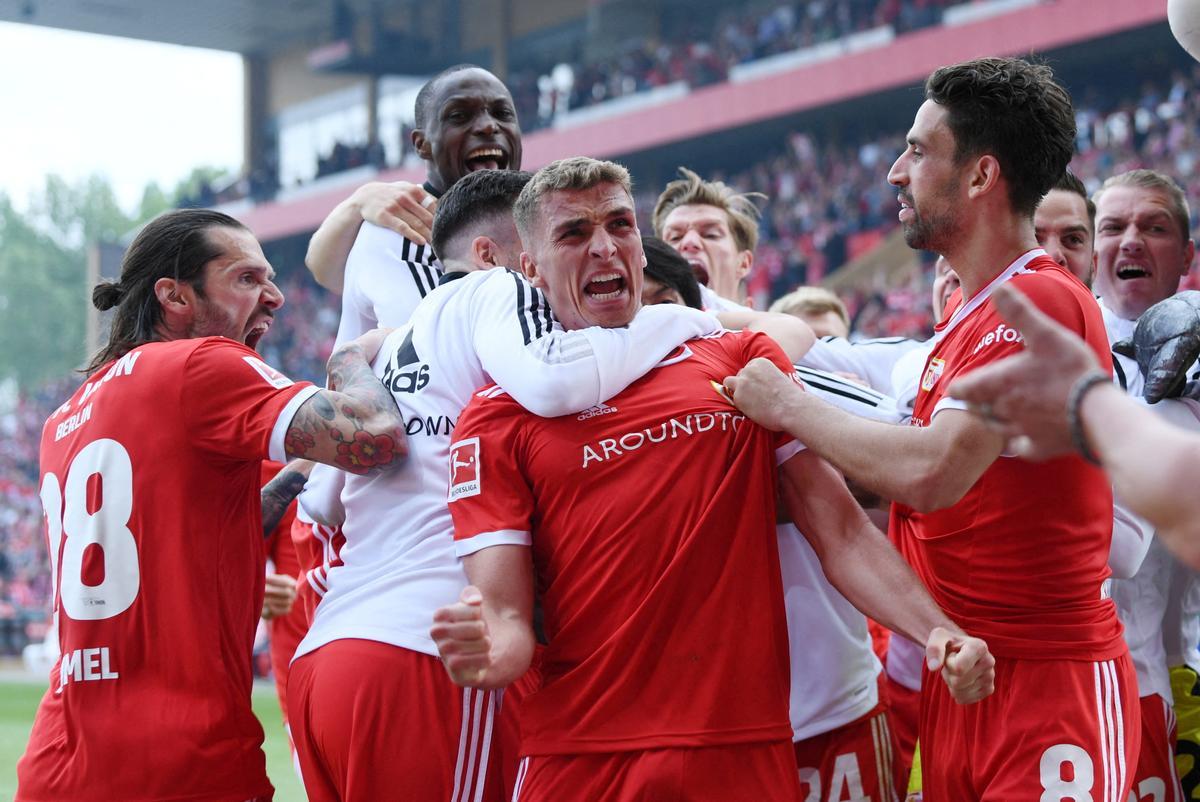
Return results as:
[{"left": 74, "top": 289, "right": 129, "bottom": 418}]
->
[
  {"left": 448, "top": 437, "right": 481, "bottom": 500},
  {"left": 921, "top": 357, "right": 946, "bottom": 392},
  {"left": 242, "top": 356, "right": 293, "bottom": 389}
]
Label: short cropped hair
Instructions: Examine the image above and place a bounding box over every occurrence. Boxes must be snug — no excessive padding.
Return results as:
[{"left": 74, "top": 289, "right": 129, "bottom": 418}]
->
[
  {"left": 431, "top": 169, "right": 532, "bottom": 259},
  {"left": 642, "top": 236, "right": 703, "bottom": 309},
  {"left": 768, "top": 286, "right": 850, "bottom": 329},
  {"left": 652, "top": 167, "right": 765, "bottom": 253},
  {"left": 1093, "top": 169, "right": 1192, "bottom": 243},
  {"left": 926, "top": 57, "right": 1076, "bottom": 218},
  {"left": 414, "top": 63, "right": 480, "bottom": 130},
  {"left": 1052, "top": 169, "right": 1095, "bottom": 230},
  {"left": 513, "top": 157, "right": 633, "bottom": 244}
]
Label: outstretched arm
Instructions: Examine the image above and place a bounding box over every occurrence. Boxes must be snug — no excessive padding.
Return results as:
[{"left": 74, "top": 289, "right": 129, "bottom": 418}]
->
[
  {"left": 727, "top": 360, "right": 1002, "bottom": 511},
  {"left": 716, "top": 308, "right": 816, "bottom": 362},
  {"left": 306, "top": 181, "right": 436, "bottom": 293},
  {"left": 780, "top": 450, "right": 994, "bottom": 704},
  {"left": 284, "top": 329, "right": 407, "bottom": 475},
  {"left": 430, "top": 545, "right": 536, "bottom": 689}
]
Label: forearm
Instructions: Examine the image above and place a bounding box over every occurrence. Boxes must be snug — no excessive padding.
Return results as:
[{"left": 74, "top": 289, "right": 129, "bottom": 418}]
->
[
  {"left": 777, "top": 392, "right": 951, "bottom": 509},
  {"left": 285, "top": 343, "right": 406, "bottom": 474},
  {"left": 717, "top": 309, "right": 816, "bottom": 362},
  {"left": 820, "top": 519, "right": 960, "bottom": 645},
  {"left": 1085, "top": 385, "right": 1200, "bottom": 548},
  {"left": 260, "top": 459, "right": 314, "bottom": 537},
  {"left": 305, "top": 197, "right": 365, "bottom": 293}
]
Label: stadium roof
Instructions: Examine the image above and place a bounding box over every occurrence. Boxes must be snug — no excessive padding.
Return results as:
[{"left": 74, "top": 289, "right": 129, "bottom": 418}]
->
[{"left": 0, "top": 0, "right": 373, "bottom": 55}]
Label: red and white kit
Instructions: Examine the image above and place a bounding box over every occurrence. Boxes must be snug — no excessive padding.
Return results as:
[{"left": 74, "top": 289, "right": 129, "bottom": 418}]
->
[
  {"left": 451, "top": 329, "right": 803, "bottom": 802},
  {"left": 894, "top": 250, "right": 1138, "bottom": 801},
  {"left": 288, "top": 266, "right": 720, "bottom": 802},
  {"left": 19, "top": 338, "right": 316, "bottom": 802}
]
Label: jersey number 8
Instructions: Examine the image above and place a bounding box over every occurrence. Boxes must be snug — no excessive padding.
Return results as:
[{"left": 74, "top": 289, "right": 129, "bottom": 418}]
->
[{"left": 40, "top": 439, "right": 140, "bottom": 622}]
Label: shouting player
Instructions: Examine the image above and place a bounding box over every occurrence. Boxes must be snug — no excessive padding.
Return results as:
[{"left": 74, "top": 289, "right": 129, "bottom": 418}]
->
[
  {"left": 726, "top": 57, "right": 1139, "bottom": 801},
  {"left": 286, "top": 168, "right": 724, "bottom": 801},
  {"left": 17, "top": 209, "right": 406, "bottom": 802},
  {"left": 432, "top": 157, "right": 993, "bottom": 802}
]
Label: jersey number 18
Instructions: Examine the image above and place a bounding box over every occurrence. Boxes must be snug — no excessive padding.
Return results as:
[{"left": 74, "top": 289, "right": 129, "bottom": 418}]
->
[{"left": 40, "top": 438, "right": 140, "bottom": 623}]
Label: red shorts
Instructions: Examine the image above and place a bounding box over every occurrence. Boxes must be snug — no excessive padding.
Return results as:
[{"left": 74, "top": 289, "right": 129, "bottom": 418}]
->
[
  {"left": 512, "top": 740, "right": 800, "bottom": 802},
  {"left": 794, "top": 702, "right": 904, "bottom": 802},
  {"left": 920, "top": 654, "right": 1140, "bottom": 802},
  {"left": 1132, "top": 694, "right": 1184, "bottom": 802},
  {"left": 288, "top": 639, "right": 507, "bottom": 802},
  {"left": 289, "top": 518, "right": 345, "bottom": 625},
  {"left": 884, "top": 672, "right": 920, "bottom": 780}
]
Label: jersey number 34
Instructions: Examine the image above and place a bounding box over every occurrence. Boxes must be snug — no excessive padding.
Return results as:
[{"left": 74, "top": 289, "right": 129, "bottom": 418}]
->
[{"left": 39, "top": 439, "right": 140, "bottom": 622}]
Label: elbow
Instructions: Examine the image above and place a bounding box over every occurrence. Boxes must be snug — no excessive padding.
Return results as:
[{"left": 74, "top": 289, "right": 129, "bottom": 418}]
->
[{"left": 902, "top": 464, "right": 971, "bottom": 513}]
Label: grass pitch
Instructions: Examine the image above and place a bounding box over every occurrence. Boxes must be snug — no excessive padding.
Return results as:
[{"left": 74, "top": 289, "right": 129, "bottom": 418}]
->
[{"left": 0, "top": 677, "right": 305, "bottom": 801}]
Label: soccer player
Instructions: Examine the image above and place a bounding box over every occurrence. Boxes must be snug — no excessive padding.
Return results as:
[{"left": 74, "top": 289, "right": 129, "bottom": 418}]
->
[
  {"left": 17, "top": 209, "right": 407, "bottom": 802},
  {"left": 769, "top": 286, "right": 852, "bottom": 338},
  {"left": 654, "top": 166, "right": 763, "bottom": 309},
  {"left": 640, "top": 235, "right": 704, "bottom": 309},
  {"left": 293, "top": 62, "right": 525, "bottom": 623},
  {"left": 287, "top": 169, "right": 722, "bottom": 802},
  {"left": 725, "top": 58, "right": 1139, "bottom": 801},
  {"left": 1036, "top": 170, "right": 1096, "bottom": 286},
  {"left": 432, "top": 157, "right": 993, "bottom": 802},
  {"left": 655, "top": 165, "right": 910, "bottom": 800}
]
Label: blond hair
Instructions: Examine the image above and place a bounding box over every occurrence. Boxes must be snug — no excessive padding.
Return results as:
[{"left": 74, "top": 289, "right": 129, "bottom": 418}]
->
[
  {"left": 513, "top": 157, "right": 633, "bottom": 243},
  {"left": 1094, "top": 169, "right": 1192, "bottom": 243},
  {"left": 652, "top": 167, "right": 765, "bottom": 253},
  {"left": 769, "top": 286, "right": 850, "bottom": 329}
]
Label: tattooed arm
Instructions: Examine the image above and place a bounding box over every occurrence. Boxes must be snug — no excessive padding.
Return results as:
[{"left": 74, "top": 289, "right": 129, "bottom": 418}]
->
[
  {"left": 261, "top": 459, "right": 315, "bottom": 538},
  {"left": 284, "top": 329, "right": 407, "bottom": 475}
]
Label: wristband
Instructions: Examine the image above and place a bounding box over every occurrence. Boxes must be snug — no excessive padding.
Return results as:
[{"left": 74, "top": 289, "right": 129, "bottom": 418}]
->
[{"left": 1066, "top": 370, "right": 1110, "bottom": 465}]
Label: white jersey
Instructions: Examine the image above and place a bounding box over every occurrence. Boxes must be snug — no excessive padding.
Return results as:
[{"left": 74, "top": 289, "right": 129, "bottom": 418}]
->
[
  {"left": 293, "top": 268, "right": 721, "bottom": 660},
  {"left": 1103, "top": 298, "right": 1200, "bottom": 701},
  {"left": 297, "top": 226, "right": 441, "bottom": 531},
  {"left": 1152, "top": 398, "right": 1200, "bottom": 675},
  {"left": 801, "top": 336, "right": 929, "bottom": 417}
]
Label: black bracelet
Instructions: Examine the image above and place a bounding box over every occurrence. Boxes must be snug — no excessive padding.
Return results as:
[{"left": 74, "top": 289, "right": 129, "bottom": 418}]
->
[{"left": 1066, "top": 370, "right": 1111, "bottom": 466}]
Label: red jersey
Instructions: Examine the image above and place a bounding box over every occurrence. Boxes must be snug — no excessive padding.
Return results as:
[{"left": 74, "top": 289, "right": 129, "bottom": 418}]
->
[
  {"left": 19, "top": 338, "right": 316, "bottom": 802},
  {"left": 891, "top": 251, "right": 1124, "bottom": 661},
  {"left": 450, "top": 330, "right": 801, "bottom": 756}
]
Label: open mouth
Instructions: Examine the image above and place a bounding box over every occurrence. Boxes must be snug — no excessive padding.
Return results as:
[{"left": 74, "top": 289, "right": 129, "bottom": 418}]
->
[
  {"left": 1116, "top": 264, "right": 1150, "bottom": 280},
  {"left": 245, "top": 319, "right": 271, "bottom": 350},
  {"left": 585, "top": 273, "right": 627, "bottom": 301},
  {"left": 687, "top": 260, "right": 711, "bottom": 287},
  {"left": 465, "top": 147, "right": 509, "bottom": 172}
]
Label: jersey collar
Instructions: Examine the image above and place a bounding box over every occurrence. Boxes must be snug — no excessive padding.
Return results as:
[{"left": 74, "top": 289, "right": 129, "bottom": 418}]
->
[{"left": 932, "top": 248, "right": 1047, "bottom": 344}]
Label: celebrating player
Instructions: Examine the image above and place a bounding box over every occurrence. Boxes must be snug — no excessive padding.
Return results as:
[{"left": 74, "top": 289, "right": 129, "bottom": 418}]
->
[
  {"left": 17, "top": 209, "right": 406, "bottom": 802},
  {"left": 286, "top": 168, "right": 724, "bottom": 801},
  {"left": 432, "top": 157, "right": 992, "bottom": 802},
  {"left": 725, "top": 57, "right": 1140, "bottom": 801}
]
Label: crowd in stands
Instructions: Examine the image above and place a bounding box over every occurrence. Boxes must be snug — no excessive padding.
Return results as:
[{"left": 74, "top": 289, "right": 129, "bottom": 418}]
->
[
  {"left": 510, "top": 0, "right": 972, "bottom": 131},
  {"left": 3, "top": 58, "right": 1200, "bottom": 648}
]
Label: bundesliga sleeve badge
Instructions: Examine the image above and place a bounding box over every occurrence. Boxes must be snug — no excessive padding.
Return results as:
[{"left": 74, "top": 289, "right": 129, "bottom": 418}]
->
[{"left": 448, "top": 437, "right": 481, "bottom": 500}]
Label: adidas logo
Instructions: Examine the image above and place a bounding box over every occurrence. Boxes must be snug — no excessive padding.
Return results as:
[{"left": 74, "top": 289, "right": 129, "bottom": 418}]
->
[{"left": 577, "top": 402, "right": 619, "bottom": 421}]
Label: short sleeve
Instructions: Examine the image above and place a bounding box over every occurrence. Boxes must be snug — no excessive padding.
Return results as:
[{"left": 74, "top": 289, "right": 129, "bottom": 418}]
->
[
  {"left": 934, "top": 272, "right": 1107, "bottom": 418},
  {"left": 180, "top": 339, "right": 317, "bottom": 464},
  {"left": 737, "top": 331, "right": 807, "bottom": 462},
  {"left": 448, "top": 391, "right": 535, "bottom": 557}
]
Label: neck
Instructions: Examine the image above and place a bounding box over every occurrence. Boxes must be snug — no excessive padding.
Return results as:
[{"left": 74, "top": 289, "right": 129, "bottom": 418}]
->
[
  {"left": 440, "top": 257, "right": 481, "bottom": 275},
  {"left": 943, "top": 211, "right": 1038, "bottom": 301}
]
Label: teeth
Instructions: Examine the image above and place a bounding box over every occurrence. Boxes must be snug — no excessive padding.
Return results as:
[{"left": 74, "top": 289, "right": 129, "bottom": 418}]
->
[
  {"left": 468, "top": 148, "right": 503, "bottom": 159},
  {"left": 589, "top": 273, "right": 621, "bottom": 284}
]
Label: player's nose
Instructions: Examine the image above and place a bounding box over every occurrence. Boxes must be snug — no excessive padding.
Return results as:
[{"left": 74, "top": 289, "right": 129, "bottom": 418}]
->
[{"left": 262, "top": 279, "right": 284, "bottom": 310}]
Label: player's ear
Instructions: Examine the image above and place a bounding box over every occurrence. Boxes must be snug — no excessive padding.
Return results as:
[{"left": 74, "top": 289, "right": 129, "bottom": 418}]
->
[
  {"left": 472, "top": 236, "right": 498, "bottom": 268},
  {"left": 154, "top": 277, "right": 187, "bottom": 310},
  {"left": 412, "top": 129, "right": 432, "bottom": 161},
  {"left": 736, "top": 249, "right": 753, "bottom": 281},
  {"left": 967, "top": 154, "right": 1001, "bottom": 200},
  {"left": 520, "top": 251, "right": 542, "bottom": 287}
]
